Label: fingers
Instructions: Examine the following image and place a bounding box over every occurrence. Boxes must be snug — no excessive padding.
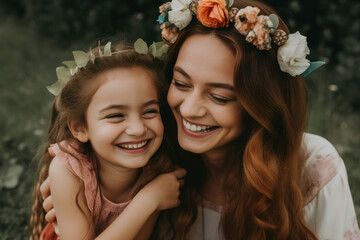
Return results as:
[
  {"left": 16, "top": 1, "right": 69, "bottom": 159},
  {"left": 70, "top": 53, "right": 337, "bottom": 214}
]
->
[
  {"left": 171, "top": 168, "right": 187, "bottom": 179},
  {"left": 45, "top": 209, "right": 56, "bottom": 223},
  {"left": 42, "top": 195, "right": 54, "bottom": 213},
  {"left": 40, "top": 177, "right": 51, "bottom": 200},
  {"left": 52, "top": 222, "right": 60, "bottom": 236}
]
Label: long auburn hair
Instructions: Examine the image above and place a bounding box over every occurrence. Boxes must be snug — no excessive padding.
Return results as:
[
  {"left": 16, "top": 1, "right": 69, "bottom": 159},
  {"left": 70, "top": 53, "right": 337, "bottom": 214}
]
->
[
  {"left": 163, "top": 0, "right": 318, "bottom": 239},
  {"left": 30, "top": 43, "right": 174, "bottom": 240}
]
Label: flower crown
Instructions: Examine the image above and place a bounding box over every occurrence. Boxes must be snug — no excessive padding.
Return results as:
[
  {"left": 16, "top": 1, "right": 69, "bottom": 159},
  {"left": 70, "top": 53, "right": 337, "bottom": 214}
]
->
[
  {"left": 157, "top": 0, "right": 325, "bottom": 77},
  {"left": 47, "top": 39, "right": 168, "bottom": 96}
]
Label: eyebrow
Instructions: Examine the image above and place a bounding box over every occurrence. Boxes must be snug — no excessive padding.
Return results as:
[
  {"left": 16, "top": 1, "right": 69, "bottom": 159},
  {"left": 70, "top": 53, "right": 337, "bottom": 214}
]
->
[
  {"left": 173, "top": 66, "right": 191, "bottom": 79},
  {"left": 99, "top": 99, "right": 159, "bottom": 113},
  {"left": 173, "top": 65, "right": 235, "bottom": 92}
]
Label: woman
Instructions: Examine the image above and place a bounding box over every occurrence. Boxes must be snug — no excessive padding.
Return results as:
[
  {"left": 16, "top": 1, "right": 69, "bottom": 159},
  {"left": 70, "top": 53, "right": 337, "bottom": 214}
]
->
[{"left": 38, "top": 0, "right": 360, "bottom": 239}]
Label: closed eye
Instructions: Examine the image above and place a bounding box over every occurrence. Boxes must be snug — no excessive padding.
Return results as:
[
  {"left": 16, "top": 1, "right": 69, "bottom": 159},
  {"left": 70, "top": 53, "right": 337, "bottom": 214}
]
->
[
  {"left": 105, "top": 113, "right": 125, "bottom": 119},
  {"left": 173, "top": 79, "right": 191, "bottom": 89},
  {"left": 209, "top": 94, "right": 231, "bottom": 104},
  {"left": 143, "top": 109, "right": 160, "bottom": 119}
]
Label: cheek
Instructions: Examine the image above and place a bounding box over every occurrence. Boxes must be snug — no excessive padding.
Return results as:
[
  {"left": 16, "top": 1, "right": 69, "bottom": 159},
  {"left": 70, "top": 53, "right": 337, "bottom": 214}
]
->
[
  {"left": 150, "top": 118, "right": 164, "bottom": 139},
  {"left": 217, "top": 105, "right": 242, "bottom": 128},
  {"left": 167, "top": 85, "right": 180, "bottom": 109}
]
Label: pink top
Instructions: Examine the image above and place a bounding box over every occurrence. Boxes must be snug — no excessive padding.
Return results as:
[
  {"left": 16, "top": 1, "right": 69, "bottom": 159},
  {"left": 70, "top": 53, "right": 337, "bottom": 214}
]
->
[{"left": 49, "top": 142, "right": 130, "bottom": 236}]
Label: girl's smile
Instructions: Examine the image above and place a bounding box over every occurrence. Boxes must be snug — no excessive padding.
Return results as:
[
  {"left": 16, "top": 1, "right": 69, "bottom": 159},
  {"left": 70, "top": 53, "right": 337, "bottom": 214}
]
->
[{"left": 116, "top": 139, "right": 152, "bottom": 153}]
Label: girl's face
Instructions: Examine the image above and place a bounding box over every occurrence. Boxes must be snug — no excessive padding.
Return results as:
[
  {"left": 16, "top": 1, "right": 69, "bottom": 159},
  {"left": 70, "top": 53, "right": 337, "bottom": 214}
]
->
[
  {"left": 167, "top": 34, "right": 242, "bottom": 159},
  {"left": 79, "top": 67, "right": 164, "bottom": 170}
]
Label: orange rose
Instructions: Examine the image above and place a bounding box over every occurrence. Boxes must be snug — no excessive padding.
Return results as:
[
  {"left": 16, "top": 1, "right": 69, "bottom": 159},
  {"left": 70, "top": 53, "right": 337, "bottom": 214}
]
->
[{"left": 196, "top": 0, "right": 229, "bottom": 28}]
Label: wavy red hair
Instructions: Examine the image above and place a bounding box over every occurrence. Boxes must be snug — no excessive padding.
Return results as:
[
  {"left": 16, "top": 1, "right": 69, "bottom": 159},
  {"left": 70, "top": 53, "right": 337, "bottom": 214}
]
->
[{"left": 162, "top": 0, "right": 318, "bottom": 239}]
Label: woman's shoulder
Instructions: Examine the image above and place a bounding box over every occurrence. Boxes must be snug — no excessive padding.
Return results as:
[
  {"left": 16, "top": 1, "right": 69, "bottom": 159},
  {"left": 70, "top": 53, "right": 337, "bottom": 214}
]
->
[{"left": 302, "top": 133, "right": 344, "bottom": 204}]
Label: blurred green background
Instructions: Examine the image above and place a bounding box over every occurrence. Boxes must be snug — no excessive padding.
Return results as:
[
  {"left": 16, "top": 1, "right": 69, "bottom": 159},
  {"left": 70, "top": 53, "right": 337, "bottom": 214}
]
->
[{"left": 0, "top": 0, "right": 359, "bottom": 239}]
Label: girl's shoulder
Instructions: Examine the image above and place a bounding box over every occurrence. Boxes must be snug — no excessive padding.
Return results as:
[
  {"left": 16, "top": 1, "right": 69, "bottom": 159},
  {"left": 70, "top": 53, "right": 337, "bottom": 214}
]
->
[
  {"left": 48, "top": 141, "right": 92, "bottom": 178},
  {"left": 302, "top": 133, "right": 344, "bottom": 204}
]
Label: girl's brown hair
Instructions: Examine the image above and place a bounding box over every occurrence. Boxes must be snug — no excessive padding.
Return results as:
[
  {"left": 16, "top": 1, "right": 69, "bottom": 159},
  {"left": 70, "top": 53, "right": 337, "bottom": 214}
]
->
[
  {"left": 164, "top": 0, "right": 318, "bottom": 239},
  {"left": 30, "top": 43, "right": 174, "bottom": 240}
]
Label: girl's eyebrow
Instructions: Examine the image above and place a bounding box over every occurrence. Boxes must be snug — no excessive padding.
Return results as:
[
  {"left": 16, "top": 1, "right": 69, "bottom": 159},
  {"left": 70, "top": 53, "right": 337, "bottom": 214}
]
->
[
  {"left": 173, "top": 66, "right": 235, "bottom": 92},
  {"left": 99, "top": 99, "right": 159, "bottom": 113}
]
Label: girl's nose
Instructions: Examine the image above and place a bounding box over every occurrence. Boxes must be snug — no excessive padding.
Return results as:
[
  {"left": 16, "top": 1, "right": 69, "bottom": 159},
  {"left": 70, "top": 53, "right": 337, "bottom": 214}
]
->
[{"left": 125, "top": 117, "right": 147, "bottom": 137}]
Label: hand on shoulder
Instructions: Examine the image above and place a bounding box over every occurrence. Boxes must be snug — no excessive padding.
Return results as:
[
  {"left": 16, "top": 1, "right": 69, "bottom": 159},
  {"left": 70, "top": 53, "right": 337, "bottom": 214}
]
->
[{"left": 137, "top": 168, "right": 187, "bottom": 211}]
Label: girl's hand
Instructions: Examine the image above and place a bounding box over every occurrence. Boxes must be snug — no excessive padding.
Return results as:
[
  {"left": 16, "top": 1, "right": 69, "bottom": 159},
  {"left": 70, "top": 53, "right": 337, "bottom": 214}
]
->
[
  {"left": 40, "top": 177, "right": 60, "bottom": 235},
  {"left": 138, "top": 168, "right": 186, "bottom": 211}
]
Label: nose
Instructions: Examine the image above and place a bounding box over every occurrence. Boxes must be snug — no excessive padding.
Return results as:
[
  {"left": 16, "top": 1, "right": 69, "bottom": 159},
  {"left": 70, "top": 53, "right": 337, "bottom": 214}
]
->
[
  {"left": 125, "top": 116, "right": 147, "bottom": 137},
  {"left": 180, "top": 90, "right": 207, "bottom": 118}
]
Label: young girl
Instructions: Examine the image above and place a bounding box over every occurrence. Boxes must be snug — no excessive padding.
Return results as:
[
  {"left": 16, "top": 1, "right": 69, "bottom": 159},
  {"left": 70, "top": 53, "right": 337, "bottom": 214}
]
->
[{"left": 30, "top": 42, "right": 186, "bottom": 240}]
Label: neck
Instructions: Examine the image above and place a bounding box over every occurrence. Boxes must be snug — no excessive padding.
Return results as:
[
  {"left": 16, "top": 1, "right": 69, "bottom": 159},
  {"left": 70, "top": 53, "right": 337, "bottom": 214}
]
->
[
  {"left": 98, "top": 162, "right": 140, "bottom": 203},
  {"left": 200, "top": 151, "right": 229, "bottom": 205}
]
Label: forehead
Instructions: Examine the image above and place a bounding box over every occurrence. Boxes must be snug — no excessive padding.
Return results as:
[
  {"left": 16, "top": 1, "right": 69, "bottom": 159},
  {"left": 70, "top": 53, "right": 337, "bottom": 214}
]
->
[
  {"left": 91, "top": 67, "right": 158, "bottom": 104},
  {"left": 175, "top": 34, "right": 236, "bottom": 86}
]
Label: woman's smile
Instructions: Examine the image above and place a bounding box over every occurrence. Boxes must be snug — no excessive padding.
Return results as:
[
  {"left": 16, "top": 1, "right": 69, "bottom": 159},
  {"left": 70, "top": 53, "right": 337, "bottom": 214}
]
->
[{"left": 167, "top": 34, "right": 242, "bottom": 156}]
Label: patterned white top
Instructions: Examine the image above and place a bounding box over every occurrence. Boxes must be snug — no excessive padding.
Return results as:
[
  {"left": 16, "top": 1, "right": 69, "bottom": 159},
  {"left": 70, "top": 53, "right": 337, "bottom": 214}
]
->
[{"left": 189, "top": 133, "right": 360, "bottom": 240}]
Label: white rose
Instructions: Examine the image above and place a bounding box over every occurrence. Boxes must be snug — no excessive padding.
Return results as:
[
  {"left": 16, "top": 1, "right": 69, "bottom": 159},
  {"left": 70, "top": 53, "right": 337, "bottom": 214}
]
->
[
  {"left": 277, "top": 31, "right": 310, "bottom": 77},
  {"left": 168, "top": 0, "right": 193, "bottom": 30}
]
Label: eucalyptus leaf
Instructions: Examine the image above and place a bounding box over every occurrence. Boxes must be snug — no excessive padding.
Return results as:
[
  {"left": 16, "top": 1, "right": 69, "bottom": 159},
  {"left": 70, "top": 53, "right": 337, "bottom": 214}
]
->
[
  {"left": 89, "top": 48, "right": 96, "bottom": 63},
  {"left": 154, "top": 42, "right": 169, "bottom": 59},
  {"left": 226, "top": 0, "right": 234, "bottom": 8},
  {"left": 134, "top": 38, "right": 148, "bottom": 54},
  {"left": 103, "top": 42, "right": 112, "bottom": 56},
  {"left": 62, "top": 60, "right": 77, "bottom": 69},
  {"left": 73, "top": 50, "right": 89, "bottom": 68},
  {"left": 98, "top": 41, "right": 103, "bottom": 57},
  {"left": 149, "top": 42, "right": 157, "bottom": 56},
  {"left": 269, "top": 14, "right": 279, "bottom": 30},
  {"left": 164, "top": 22, "right": 172, "bottom": 28},
  {"left": 56, "top": 66, "right": 71, "bottom": 82},
  {"left": 47, "top": 80, "right": 64, "bottom": 96},
  {"left": 300, "top": 61, "right": 326, "bottom": 78}
]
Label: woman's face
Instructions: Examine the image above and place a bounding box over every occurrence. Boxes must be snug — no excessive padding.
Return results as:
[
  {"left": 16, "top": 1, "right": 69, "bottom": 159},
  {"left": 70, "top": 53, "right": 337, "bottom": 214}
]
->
[{"left": 167, "top": 34, "right": 242, "bottom": 159}]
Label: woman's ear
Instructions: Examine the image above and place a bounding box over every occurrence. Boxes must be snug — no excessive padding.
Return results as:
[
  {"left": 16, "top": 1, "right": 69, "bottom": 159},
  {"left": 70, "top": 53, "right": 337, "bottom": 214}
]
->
[{"left": 68, "top": 120, "right": 89, "bottom": 143}]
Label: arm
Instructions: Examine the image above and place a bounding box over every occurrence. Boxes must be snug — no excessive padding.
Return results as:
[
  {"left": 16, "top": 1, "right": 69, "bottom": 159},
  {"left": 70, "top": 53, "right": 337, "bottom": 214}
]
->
[
  {"left": 48, "top": 160, "right": 186, "bottom": 240},
  {"left": 302, "top": 134, "right": 360, "bottom": 239},
  {"left": 97, "top": 168, "right": 186, "bottom": 240},
  {"left": 49, "top": 156, "right": 95, "bottom": 240},
  {"left": 303, "top": 160, "right": 360, "bottom": 239}
]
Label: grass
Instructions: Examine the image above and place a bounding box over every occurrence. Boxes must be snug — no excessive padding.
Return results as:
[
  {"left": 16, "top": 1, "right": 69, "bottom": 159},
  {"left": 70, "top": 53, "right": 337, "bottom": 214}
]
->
[
  {"left": 0, "top": 18, "right": 70, "bottom": 240},
  {"left": 0, "top": 18, "right": 359, "bottom": 239}
]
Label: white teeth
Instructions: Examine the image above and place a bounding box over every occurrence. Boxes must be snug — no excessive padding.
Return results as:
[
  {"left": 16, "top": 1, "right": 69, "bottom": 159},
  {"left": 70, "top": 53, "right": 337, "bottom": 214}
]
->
[
  {"left": 119, "top": 141, "right": 147, "bottom": 149},
  {"left": 182, "top": 119, "right": 214, "bottom": 133}
]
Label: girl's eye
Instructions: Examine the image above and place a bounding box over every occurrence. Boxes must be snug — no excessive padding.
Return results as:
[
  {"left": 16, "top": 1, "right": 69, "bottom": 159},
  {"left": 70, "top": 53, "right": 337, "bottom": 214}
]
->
[
  {"left": 105, "top": 113, "right": 125, "bottom": 119},
  {"left": 173, "top": 80, "right": 190, "bottom": 89},
  {"left": 209, "top": 94, "right": 231, "bottom": 104},
  {"left": 143, "top": 109, "right": 160, "bottom": 119}
]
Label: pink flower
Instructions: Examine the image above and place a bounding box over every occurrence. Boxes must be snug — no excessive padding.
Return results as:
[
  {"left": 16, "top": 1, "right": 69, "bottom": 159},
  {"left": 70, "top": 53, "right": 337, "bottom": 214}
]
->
[
  {"left": 234, "top": 6, "right": 260, "bottom": 35},
  {"left": 160, "top": 23, "right": 179, "bottom": 45},
  {"left": 159, "top": 2, "right": 171, "bottom": 16},
  {"left": 250, "top": 15, "right": 272, "bottom": 50}
]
